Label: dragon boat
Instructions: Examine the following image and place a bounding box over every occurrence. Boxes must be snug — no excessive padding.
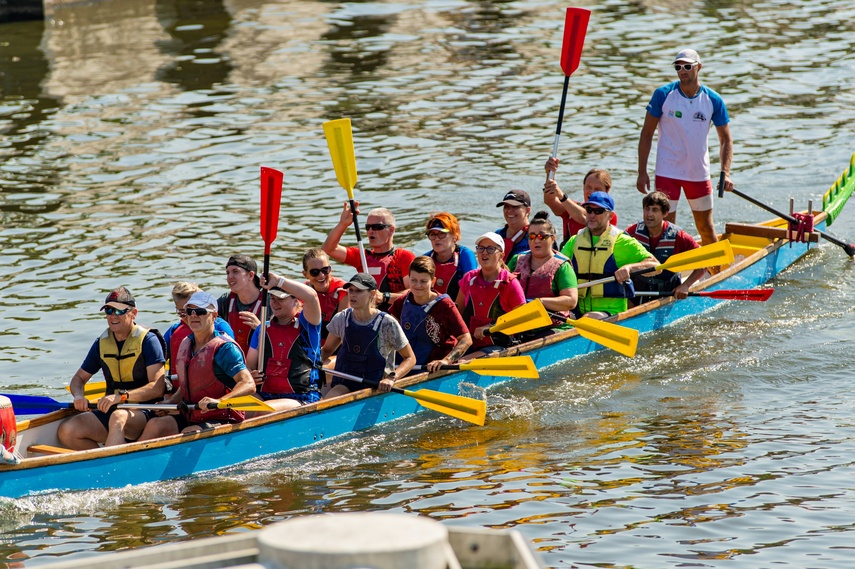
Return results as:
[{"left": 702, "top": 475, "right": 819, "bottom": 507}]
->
[{"left": 0, "top": 152, "right": 852, "bottom": 500}]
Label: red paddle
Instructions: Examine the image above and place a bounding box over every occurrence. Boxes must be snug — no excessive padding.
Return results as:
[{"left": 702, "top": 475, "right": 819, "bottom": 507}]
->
[
  {"left": 548, "top": 7, "right": 591, "bottom": 181},
  {"left": 258, "top": 166, "right": 284, "bottom": 369},
  {"left": 634, "top": 289, "right": 774, "bottom": 301}
]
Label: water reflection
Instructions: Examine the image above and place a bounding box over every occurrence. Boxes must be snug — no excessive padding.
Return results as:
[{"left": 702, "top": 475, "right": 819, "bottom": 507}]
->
[
  {"left": 154, "top": 0, "right": 233, "bottom": 96},
  {"left": 0, "top": 19, "right": 62, "bottom": 207}
]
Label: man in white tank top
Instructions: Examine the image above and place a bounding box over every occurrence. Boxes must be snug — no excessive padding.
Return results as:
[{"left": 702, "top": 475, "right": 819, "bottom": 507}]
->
[{"left": 636, "top": 48, "right": 734, "bottom": 250}]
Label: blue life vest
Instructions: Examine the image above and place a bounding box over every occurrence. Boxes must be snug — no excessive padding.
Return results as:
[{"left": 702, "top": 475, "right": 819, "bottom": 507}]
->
[
  {"left": 399, "top": 293, "right": 448, "bottom": 365},
  {"left": 334, "top": 310, "right": 389, "bottom": 390}
]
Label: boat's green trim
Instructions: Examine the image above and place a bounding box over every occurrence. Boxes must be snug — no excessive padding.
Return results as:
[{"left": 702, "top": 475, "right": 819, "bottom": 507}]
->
[{"left": 823, "top": 151, "right": 855, "bottom": 226}]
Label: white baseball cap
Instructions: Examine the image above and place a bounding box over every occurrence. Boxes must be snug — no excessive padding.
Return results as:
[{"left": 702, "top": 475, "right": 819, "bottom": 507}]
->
[
  {"left": 673, "top": 48, "right": 701, "bottom": 64},
  {"left": 475, "top": 232, "right": 505, "bottom": 252}
]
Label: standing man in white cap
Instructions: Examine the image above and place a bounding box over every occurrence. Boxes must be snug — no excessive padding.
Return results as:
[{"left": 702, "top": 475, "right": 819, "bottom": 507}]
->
[{"left": 636, "top": 47, "right": 733, "bottom": 250}]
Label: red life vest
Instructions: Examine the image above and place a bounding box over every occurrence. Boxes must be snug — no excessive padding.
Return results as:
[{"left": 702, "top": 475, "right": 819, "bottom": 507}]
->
[
  {"left": 431, "top": 250, "right": 459, "bottom": 297},
  {"left": 500, "top": 226, "right": 529, "bottom": 263},
  {"left": 515, "top": 254, "right": 570, "bottom": 321},
  {"left": 461, "top": 269, "right": 517, "bottom": 349},
  {"left": 176, "top": 334, "right": 243, "bottom": 424},
  {"left": 226, "top": 291, "right": 263, "bottom": 354},
  {"left": 258, "top": 318, "right": 315, "bottom": 395},
  {"left": 311, "top": 277, "right": 347, "bottom": 342},
  {"left": 366, "top": 249, "right": 408, "bottom": 293}
]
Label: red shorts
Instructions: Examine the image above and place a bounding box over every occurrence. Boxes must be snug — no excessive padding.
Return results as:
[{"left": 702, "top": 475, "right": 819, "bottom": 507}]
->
[
  {"left": 655, "top": 176, "right": 713, "bottom": 201},
  {"left": 655, "top": 176, "right": 714, "bottom": 211}
]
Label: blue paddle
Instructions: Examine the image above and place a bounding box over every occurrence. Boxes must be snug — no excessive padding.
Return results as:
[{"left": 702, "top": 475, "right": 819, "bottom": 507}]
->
[{"left": 4, "top": 393, "right": 90, "bottom": 415}]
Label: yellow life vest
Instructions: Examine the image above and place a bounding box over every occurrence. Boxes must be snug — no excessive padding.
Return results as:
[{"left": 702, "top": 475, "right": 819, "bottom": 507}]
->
[
  {"left": 572, "top": 225, "right": 621, "bottom": 299},
  {"left": 99, "top": 324, "right": 150, "bottom": 391}
]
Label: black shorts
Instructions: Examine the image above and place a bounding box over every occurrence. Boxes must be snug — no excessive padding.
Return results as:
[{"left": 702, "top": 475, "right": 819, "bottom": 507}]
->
[{"left": 91, "top": 408, "right": 155, "bottom": 442}]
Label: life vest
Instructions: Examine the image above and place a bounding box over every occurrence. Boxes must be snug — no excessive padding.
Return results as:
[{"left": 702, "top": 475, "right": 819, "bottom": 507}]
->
[
  {"left": 429, "top": 248, "right": 461, "bottom": 298},
  {"left": 461, "top": 269, "right": 517, "bottom": 349},
  {"left": 628, "top": 222, "right": 683, "bottom": 292},
  {"left": 334, "top": 310, "right": 389, "bottom": 387},
  {"left": 515, "top": 253, "right": 571, "bottom": 321},
  {"left": 311, "top": 277, "right": 347, "bottom": 342},
  {"left": 259, "top": 317, "right": 317, "bottom": 394},
  {"left": 226, "top": 291, "right": 263, "bottom": 354},
  {"left": 169, "top": 322, "right": 192, "bottom": 365},
  {"left": 498, "top": 225, "right": 529, "bottom": 263},
  {"left": 572, "top": 226, "right": 635, "bottom": 302},
  {"left": 399, "top": 293, "right": 448, "bottom": 365},
  {"left": 176, "top": 334, "right": 243, "bottom": 424},
  {"left": 366, "top": 249, "right": 407, "bottom": 293},
  {"left": 99, "top": 324, "right": 160, "bottom": 395}
]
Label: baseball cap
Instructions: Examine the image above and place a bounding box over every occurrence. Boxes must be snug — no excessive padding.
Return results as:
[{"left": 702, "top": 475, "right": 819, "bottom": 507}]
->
[
  {"left": 496, "top": 190, "right": 531, "bottom": 208},
  {"left": 343, "top": 273, "right": 377, "bottom": 291},
  {"left": 673, "top": 48, "right": 701, "bottom": 64},
  {"left": 185, "top": 291, "right": 218, "bottom": 312},
  {"left": 581, "top": 192, "right": 615, "bottom": 212},
  {"left": 475, "top": 232, "right": 505, "bottom": 252},
  {"left": 427, "top": 219, "right": 450, "bottom": 233},
  {"left": 101, "top": 286, "right": 136, "bottom": 311},
  {"left": 268, "top": 287, "right": 293, "bottom": 300}
]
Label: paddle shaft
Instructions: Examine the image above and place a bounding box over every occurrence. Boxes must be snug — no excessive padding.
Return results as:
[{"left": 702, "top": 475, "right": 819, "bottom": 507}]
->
[
  {"left": 547, "top": 75, "right": 571, "bottom": 182},
  {"left": 728, "top": 185, "right": 855, "bottom": 257},
  {"left": 257, "top": 256, "right": 270, "bottom": 371},
  {"left": 349, "top": 198, "right": 370, "bottom": 273},
  {"left": 322, "top": 367, "right": 401, "bottom": 394},
  {"left": 634, "top": 289, "right": 773, "bottom": 301}
]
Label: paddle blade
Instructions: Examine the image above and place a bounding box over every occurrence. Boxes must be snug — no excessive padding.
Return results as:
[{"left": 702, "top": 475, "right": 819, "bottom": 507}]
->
[
  {"left": 699, "top": 288, "right": 774, "bottom": 301},
  {"left": 66, "top": 381, "right": 106, "bottom": 401},
  {"left": 260, "top": 167, "right": 284, "bottom": 253},
  {"left": 216, "top": 396, "right": 275, "bottom": 413},
  {"left": 569, "top": 318, "right": 638, "bottom": 358},
  {"left": 323, "top": 118, "right": 358, "bottom": 198},
  {"left": 560, "top": 7, "right": 591, "bottom": 76},
  {"left": 491, "top": 299, "right": 553, "bottom": 335},
  {"left": 458, "top": 356, "right": 538, "bottom": 379},
  {"left": 402, "top": 388, "right": 486, "bottom": 426},
  {"left": 6, "top": 393, "right": 69, "bottom": 415},
  {"left": 657, "top": 240, "right": 734, "bottom": 273}
]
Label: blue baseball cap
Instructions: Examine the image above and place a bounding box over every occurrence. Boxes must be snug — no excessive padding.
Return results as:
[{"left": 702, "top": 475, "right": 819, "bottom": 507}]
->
[{"left": 581, "top": 192, "right": 614, "bottom": 212}]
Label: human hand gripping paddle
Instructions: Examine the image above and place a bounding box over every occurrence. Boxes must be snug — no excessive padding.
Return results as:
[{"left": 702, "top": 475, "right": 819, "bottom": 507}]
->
[
  {"left": 717, "top": 172, "right": 855, "bottom": 259},
  {"left": 320, "top": 368, "right": 486, "bottom": 426},
  {"left": 578, "top": 240, "right": 736, "bottom": 290},
  {"left": 634, "top": 288, "right": 774, "bottom": 301},
  {"left": 412, "top": 356, "right": 538, "bottom": 378},
  {"left": 546, "top": 7, "right": 590, "bottom": 182},
  {"left": 257, "top": 167, "right": 284, "bottom": 371},
  {"left": 4, "top": 393, "right": 273, "bottom": 416},
  {"left": 324, "top": 118, "right": 369, "bottom": 273}
]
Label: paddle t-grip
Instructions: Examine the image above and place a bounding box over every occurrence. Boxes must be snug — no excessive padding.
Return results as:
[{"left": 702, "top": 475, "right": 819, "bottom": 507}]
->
[{"left": 717, "top": 171, "right": 726, "bottom": 198}]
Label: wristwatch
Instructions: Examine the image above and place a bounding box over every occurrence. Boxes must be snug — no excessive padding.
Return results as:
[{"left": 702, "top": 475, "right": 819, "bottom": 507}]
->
[
  {"left": 117, "top": 389, "right": 129, "bottom": 403},
  {"left": 559, "top": 194, "right": 569, "bottom": 203},
  {"left": 383, "top": 291, "right": 391, "bottom": 304},
  {"left": 385, "top": 372, "right": 397, "bottom": 382}
]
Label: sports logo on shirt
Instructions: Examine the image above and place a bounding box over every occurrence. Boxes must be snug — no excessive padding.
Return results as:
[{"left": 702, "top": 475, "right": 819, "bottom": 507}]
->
[
  {"left": 669, "top": 110, "right": 682, "bottom": 118},
  {"left": 693, "top": 112, "right": 707, "bottom": 122}
]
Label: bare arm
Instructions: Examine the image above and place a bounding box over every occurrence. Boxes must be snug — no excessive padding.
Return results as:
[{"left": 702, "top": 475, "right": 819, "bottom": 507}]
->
[
  {"left": 264, "top": 271, "right": 322, "bottom": 326},
  {"left": 673, "top": 268, "right": 707, "bottom": 299},
  {"left": 539, "top": 287, "right": 578, "bottom": 312},
  {"left": 613, "top": 255, "right": 659, "bottom": 284},
  {"left": 716, "top": 123, "right": 734, "bottom": 191},
  {"left": 69, "top": 368, "right": 94, "bottom": 412},
  {"left": 637, "top": 113, "right": 659, "bottom": 194},
  {"left": 321, "top": 201, "right": 357, "bottom": 264}
]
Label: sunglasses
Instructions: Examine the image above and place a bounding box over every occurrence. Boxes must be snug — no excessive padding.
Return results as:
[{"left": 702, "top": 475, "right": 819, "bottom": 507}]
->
[
  {"left": 365, "top": 223, "right": 390, "bottom": 231},
  {"left": 176, "top": 309, "right": 187, "bottom": 317},
  {"left": 584, "top": 207, "right": 607, "bottom": 215},
  {"left": 475, "top": 245, "right": 501, "bottom": 254},
  {"left": 529, "top": 233, "right": 554, "bottom": 241},
  {"left": 308, "top": 266, "right": 332, "bottom": 277},
  {"left": 674, "top": 63, "right": 696, "bottom": 71},
  {"left": 185, "top": 307, "right": 211, "bottom": 316},
  {"left": 104, "top": 307, "right": 132, "bottom": 316},
  {"left": 426, "top": 231, "right": 449, "bottom": 240}
]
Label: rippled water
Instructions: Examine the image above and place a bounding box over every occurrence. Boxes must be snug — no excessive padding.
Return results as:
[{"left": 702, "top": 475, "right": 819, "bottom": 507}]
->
[{"left": 1, "top": 0, "right": 855, "bottom": 566}]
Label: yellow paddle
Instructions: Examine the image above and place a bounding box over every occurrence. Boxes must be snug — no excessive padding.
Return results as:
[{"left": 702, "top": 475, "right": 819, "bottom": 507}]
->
[
  {"left": 578, "top": 240, "right": 735, "bottom": 289},
  {"left": 323, "top": 368, "right": 486, "bottom": 426},
  {"left": 69, "top": 377, "right": 177, "bottom": 403},
  {"left": 323, "top": 118, "right": 369, "bottom": 273},
  {"left": 414, "top": 355, "right": 538, "bottom": 378},
  {"left": 118, "top": 395, "right": 274, "bottom": 413}
]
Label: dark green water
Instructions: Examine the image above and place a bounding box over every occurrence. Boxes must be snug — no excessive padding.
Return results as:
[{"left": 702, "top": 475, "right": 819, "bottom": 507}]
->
[{"left": 1, "top": 0, "right": 855, "bottom": 567}]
